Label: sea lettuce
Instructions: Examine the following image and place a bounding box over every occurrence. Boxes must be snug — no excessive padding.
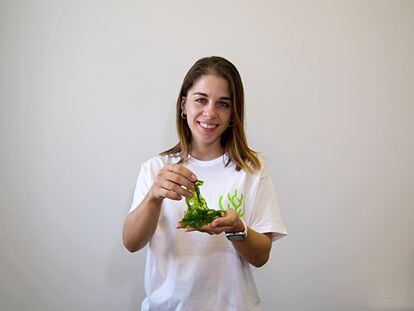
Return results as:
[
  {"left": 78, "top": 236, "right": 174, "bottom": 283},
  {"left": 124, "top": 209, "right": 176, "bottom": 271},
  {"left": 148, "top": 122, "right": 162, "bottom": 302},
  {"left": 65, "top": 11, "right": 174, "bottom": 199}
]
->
[{"left": 179, "top": 180, "right": 225, "bottom": 229}]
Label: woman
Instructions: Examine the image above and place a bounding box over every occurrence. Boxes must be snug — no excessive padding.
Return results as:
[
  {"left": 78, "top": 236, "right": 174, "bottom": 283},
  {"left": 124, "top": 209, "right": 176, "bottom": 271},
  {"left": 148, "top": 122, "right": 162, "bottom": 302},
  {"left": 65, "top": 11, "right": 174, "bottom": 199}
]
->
[{"left": 123, "top": 56, "right": 287, "bottom": 310}]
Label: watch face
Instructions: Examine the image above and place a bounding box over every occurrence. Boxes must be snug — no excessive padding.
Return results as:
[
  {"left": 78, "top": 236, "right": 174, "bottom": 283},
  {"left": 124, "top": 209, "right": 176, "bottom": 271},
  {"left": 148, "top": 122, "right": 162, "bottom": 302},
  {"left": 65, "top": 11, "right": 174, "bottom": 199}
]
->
[{"left": 226, "top": 232, "right": 246, "bottom": 241}]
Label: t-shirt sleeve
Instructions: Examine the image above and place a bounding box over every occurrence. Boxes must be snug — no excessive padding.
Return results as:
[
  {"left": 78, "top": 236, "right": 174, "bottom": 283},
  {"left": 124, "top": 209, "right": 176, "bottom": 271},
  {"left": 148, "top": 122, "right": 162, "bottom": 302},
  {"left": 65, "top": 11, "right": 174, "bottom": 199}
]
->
[
  {"left": 129, "top": 163, "right": 153, "bottom": 214},
  {"left": 248, "top": 163, "right": 288, "bottom": 242}
]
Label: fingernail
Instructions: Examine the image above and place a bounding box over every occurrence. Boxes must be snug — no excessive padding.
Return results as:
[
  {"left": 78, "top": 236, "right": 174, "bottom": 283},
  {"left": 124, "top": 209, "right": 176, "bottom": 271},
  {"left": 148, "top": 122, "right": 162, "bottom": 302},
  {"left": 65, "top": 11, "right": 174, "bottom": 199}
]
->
[{"left": 191, "top": 175, "right": 197, "bottom": 181}]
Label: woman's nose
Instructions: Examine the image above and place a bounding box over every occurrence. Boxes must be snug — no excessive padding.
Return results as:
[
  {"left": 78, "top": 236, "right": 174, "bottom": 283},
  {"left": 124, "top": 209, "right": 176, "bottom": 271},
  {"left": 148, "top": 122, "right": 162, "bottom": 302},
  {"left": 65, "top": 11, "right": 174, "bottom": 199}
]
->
[{"left": 202, "top": 102, "right": 218, "bottom": 119}]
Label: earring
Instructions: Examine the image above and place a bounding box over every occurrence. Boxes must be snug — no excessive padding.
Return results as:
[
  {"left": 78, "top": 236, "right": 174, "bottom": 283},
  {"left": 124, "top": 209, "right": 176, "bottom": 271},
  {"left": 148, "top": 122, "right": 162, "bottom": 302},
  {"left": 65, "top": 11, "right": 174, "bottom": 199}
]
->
[
  {"left": 228, "top": 120, "right": 234, "bottom": 128},
  {"left": 181, "top": 111, "right": 187, "bottom": 119}
]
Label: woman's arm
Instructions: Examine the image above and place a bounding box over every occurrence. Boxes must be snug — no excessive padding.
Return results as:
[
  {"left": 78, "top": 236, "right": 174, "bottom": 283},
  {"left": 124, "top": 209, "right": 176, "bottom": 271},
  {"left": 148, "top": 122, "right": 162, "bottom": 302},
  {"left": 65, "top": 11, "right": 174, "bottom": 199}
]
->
[
  {"left": 228, "top": 222, "right": 272, "bottom": 267},
  {"left": 122, "top": 191, "right": 163, "bottom": 252},
  {"left": 123, "top": 164, "right": 197, "bottom": 253},
  {"left": 178, "top": 209, "right": 272, "bottom": 267}
]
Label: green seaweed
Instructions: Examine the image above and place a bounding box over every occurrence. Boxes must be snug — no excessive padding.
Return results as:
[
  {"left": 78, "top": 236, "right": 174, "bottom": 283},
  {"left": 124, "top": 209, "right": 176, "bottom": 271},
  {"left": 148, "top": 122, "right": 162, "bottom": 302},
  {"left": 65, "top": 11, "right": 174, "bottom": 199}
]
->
[{"left": 179, "top": 180, "right": 225, "bottom": 229}]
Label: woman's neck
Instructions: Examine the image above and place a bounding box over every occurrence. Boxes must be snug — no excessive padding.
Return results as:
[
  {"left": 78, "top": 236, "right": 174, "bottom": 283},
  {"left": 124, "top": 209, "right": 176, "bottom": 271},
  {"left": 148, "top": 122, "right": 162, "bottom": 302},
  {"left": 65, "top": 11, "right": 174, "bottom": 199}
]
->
[{"left": 190, "top": 141, "right": 224, "bottom": 161}]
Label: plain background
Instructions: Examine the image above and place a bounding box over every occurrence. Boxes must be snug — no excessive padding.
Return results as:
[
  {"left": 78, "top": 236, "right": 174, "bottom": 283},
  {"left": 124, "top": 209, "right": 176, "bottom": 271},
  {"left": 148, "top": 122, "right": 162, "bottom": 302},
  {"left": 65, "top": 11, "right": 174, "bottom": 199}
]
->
[{"left": 1, "top": 1, "right": 413, "bottom": 310}]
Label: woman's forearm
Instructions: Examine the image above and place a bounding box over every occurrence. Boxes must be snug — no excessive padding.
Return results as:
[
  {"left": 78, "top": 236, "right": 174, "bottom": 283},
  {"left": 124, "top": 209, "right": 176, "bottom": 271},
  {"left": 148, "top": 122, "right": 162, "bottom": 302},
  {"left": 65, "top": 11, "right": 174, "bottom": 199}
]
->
[
  {"left": 122, "top": 191, "right": 163, "bottom": 252},
  {"left": 231, "top": 223, "right": 272, "bottom": 267}
]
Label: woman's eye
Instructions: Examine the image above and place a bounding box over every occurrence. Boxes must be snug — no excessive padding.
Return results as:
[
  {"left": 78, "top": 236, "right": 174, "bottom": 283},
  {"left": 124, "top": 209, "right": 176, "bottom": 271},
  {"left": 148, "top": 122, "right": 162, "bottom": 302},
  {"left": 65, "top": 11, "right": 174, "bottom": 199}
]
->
[
  {"left": 195, "top": 98, "right": 207, "bottom": 104},
  {"left": 218, "top": 102, "right": 230, "bottom": 108}
]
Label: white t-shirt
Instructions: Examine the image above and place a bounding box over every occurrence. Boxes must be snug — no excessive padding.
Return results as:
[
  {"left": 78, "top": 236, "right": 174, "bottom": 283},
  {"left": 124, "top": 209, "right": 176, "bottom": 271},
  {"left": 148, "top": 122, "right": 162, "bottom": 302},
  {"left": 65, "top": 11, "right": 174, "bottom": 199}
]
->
[{"left": 129, "top": 153, "right": 287, "bottom": 311}]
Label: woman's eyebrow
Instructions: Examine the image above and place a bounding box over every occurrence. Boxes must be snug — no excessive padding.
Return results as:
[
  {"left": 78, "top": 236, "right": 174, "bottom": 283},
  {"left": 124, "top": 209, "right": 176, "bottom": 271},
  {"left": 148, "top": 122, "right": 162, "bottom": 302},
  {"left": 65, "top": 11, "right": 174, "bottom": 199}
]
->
[
  {"left": 192, "top": 92, "right": 208, "bottom": 97},
  {"left": 192, "top": 92, "right": 231, "bottom": 100}
]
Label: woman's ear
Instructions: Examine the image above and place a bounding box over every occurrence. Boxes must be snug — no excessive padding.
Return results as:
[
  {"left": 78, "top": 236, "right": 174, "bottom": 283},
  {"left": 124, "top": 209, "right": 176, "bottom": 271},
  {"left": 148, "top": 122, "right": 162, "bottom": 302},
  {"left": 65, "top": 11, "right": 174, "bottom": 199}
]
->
[{"left": 180, "top": 96, "right": 186, "bottom": 112}]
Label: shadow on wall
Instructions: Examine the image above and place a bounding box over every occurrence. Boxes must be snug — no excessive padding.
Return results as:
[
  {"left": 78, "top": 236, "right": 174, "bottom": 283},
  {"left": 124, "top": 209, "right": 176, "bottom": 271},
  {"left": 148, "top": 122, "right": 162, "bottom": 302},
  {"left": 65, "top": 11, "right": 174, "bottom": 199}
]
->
[{"left": 105, "top": 212, "right": 147, "bottom": 309}]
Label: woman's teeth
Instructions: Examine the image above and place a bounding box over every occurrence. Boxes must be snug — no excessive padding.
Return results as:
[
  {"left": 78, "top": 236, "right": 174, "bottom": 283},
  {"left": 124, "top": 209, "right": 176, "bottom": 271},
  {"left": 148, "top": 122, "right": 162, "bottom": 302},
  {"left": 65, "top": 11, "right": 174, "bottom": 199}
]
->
[{"left": 199, "top": 122, "right": 218, "bottom": 129}]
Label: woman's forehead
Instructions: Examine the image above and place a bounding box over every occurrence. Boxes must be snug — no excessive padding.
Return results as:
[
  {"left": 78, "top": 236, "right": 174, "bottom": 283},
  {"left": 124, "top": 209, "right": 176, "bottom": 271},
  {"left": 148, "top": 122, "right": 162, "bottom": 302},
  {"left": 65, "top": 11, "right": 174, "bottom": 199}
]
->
[{"left": 190, "top": 75, "right": 231, "bottom": 97}]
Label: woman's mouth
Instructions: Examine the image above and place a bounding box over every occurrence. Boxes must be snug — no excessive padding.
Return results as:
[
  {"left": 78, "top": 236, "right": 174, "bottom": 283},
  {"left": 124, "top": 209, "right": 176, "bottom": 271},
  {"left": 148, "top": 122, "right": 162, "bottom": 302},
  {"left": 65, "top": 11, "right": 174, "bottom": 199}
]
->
[{"left": 197, "top": 121, "right": 219, "bottom": 132}]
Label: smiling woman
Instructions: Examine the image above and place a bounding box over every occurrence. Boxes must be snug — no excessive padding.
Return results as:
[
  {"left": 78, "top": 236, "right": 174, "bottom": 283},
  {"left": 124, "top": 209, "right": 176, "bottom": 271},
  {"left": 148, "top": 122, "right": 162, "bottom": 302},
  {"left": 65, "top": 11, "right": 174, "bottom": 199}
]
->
[
  {"left": 180, "top": 74, "right": 233, "bottom": 155},
  {"left": 123, "top": 56, "right": 287, "bottom": 311},
  {"left": 161, "top": 56, "right": 261, "bottom": 173}
]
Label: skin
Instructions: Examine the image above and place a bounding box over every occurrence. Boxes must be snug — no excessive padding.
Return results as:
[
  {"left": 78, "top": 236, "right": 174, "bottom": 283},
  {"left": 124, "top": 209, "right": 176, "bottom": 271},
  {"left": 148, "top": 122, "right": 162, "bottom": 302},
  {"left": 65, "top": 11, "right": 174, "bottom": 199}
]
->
[
  {"left": 122, "top": 74, "right": 272, "bottom": 267},
  {"left": 180, "top": 74, "right": 232, "bottom": 160}
]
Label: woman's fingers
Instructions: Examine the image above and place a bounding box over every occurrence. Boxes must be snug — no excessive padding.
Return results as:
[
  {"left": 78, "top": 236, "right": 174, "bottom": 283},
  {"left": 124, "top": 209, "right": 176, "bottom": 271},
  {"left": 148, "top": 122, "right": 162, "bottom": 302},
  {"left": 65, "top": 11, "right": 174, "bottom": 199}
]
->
[
  {"left": 209, "top": 226, "right": 234, "bottom": 234},
  {"left": 175, "top": 224, "right": 198, "bottom": 232},
  {"left": 158, "top": 187, "right": 182, "bottom": 201},
  {"left": 177, "top": 223, "right": 234, "bottom": 235},
  {"left": 152, "top": 164, "right": 197, "bottom": 200},
  {"left": 185, "top": 227, "right": 196, "bottom": 232},
  {"left": 164, "top": 171, "right": 196, "bottom": 193},
  {"left": 211, "top": 209, "right": 238, "bottom": 227},
  {"left": 159, "top": 180, "right": 193, "bottom": 199},
  {"left": 169, "top": 164, "right": 198, "bottom": 183}
]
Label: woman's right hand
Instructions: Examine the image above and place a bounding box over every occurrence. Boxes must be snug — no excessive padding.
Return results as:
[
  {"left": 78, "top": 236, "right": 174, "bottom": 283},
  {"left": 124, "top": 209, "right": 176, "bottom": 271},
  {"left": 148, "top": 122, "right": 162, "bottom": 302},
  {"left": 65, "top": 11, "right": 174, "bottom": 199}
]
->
[{"left": 149, "top": 163, "right": 198, "bottom": 201}]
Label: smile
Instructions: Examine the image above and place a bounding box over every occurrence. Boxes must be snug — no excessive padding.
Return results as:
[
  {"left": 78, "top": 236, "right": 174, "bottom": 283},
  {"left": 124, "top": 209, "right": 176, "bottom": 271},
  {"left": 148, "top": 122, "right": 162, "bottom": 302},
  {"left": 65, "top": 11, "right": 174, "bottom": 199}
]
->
[{"left": 198, "top": 122, "right": 219, "bottom": 129}]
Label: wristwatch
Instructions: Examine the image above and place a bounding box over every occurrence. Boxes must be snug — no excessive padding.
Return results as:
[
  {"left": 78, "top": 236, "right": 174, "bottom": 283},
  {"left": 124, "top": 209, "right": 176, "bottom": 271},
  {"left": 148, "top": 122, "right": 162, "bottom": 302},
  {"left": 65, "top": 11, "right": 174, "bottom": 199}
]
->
[{"left": 225, "top": 218, "right": 247, "bottom": 241}]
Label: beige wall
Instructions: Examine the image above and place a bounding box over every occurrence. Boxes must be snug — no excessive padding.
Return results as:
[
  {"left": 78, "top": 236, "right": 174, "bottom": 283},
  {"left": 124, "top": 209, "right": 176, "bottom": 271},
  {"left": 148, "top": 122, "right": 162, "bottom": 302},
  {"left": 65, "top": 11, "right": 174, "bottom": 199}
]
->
[{"left": 1, "top": 1, "right": 413, "bottom": 310}]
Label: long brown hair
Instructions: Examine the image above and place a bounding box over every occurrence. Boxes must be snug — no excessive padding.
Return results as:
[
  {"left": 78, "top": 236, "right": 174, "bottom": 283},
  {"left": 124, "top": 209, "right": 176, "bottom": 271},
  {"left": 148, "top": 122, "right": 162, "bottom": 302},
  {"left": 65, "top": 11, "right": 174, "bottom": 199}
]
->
[{"left": 160, "top": 56, "right": 261, "bottom": 173}]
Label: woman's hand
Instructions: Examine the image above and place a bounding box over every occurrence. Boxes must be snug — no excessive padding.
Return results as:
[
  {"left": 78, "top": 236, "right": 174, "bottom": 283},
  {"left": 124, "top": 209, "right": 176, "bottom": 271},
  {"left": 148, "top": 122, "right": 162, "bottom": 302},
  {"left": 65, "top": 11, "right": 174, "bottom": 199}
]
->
[
  {"left": 149, "top": 163, "right": 197, "bottom": 201},
  {"left": 177, "top": 209, "right": 245, "bottom": 235}
]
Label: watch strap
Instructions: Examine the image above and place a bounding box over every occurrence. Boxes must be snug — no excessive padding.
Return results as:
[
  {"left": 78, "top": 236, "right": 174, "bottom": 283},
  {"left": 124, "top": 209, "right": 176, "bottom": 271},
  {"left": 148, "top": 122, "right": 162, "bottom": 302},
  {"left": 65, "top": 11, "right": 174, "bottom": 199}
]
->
[
  {"left": 239, "top": 218, "right": 247, "bottom": 237},
  {"left": 225, "top": 218, "right": 248, "bottom": 240}
]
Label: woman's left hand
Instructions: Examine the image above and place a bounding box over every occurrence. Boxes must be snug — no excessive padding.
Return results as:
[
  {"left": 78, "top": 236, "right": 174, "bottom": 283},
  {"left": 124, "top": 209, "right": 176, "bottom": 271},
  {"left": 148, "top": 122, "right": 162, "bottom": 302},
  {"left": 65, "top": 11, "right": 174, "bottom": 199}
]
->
[{"left": 177, "top": 209, "right": 245, "bottom": 235}]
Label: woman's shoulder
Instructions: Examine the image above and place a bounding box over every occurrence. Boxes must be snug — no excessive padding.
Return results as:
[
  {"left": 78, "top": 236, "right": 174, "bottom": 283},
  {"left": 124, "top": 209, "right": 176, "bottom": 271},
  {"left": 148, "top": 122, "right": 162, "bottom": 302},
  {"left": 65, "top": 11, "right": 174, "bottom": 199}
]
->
[{"left": 246, "top": 152, "right": 271, "bottom": 178}]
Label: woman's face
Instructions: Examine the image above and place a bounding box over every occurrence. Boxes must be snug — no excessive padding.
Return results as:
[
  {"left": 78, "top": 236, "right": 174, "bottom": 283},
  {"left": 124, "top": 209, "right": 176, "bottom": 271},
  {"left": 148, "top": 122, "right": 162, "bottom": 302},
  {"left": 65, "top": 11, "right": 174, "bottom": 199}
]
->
[{"left": 181, "top": 74, "right": 233, "bottom": 148}]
